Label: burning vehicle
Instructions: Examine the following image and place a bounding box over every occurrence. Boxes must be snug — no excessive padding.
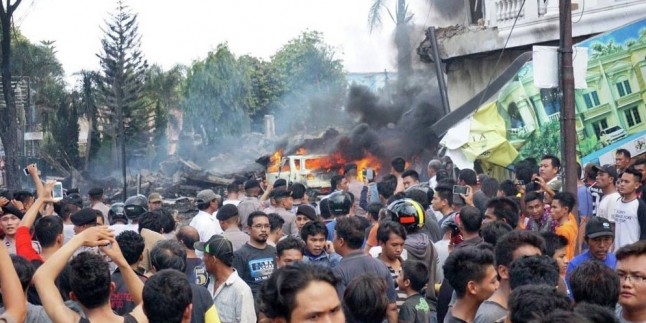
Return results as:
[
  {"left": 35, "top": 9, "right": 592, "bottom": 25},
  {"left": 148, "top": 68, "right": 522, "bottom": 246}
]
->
[{"left": 264, "top": 148, "right": 381, "bottom": 193}]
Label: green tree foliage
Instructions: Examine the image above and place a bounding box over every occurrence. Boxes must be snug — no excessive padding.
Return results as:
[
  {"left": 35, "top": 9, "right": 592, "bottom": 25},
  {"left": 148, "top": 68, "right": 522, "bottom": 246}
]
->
[
  {"left": 143, "top": 64, "right": 185, "bottom": 146},
  {"left": 45, "top": 92, "right": 81, "bottom": 169},
  {"left": 516, "top": 121, "right": 561, "bottom": 161},
  {"left": 183, "top": 43, "right": 252, "bottom": 143},
  {"left": 97, "top": 1, "right": 149, "bottom": 153},
  {"left": 269, "top": 31, "right": 347, "bottom": 132}
]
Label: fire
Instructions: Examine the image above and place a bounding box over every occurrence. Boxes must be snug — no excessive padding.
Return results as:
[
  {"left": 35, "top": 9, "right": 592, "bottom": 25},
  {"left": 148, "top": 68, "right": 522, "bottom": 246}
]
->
[
  {"left": 267, "top": 148, "right": 382, "bottom": 181},
  {"left": 267, "top": 149, "right": 286, "bottom": 173}
]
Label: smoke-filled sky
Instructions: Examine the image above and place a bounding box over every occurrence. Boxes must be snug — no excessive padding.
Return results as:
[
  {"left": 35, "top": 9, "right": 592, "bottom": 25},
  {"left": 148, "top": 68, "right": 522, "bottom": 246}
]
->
[{"left": 16, "top": 0, "right": 432, "bottom": 84}]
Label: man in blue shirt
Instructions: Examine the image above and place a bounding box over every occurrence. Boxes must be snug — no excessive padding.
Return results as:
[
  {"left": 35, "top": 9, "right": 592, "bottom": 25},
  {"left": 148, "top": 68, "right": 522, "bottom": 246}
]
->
[{"left": 567, "top": 216, "right": 617, "bottom": 278}]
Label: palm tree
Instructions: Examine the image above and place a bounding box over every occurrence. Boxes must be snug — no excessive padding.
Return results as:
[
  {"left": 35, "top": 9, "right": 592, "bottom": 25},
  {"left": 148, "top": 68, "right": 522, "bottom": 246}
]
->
[{"left": 368, "top": 0, "right": 415, "bottom": 86}]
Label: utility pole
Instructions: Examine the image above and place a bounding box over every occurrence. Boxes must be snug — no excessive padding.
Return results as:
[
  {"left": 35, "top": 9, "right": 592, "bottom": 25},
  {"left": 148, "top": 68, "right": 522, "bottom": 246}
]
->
[
  {"left": 428, "top": 27, "right": 451, "bottom": 115},
  {"left": 559, "top": 0, "right": 577, "bottom": 195}
]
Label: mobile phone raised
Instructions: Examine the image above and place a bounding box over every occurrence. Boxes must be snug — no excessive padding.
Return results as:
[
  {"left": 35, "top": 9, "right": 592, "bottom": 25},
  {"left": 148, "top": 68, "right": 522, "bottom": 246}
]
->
[
  {"left": 52, "top": 182, "right": 64, "bottom": 201},
  {"left": 453, "top": 185, "right": 470, "bottom": 195}
]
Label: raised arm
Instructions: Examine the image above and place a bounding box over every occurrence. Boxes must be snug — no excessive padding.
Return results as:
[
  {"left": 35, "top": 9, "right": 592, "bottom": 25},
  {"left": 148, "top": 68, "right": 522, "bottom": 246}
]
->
[
  {"left": 20, "top": 181, "right": 54, "bottom": 229},
  {"left": 32, "top": 226, "right": 114, "bottom": 323},
  {"left": 0, "top": 240, "right": 26, "bottom": 322},
  {"left": 26, "top": 163, "right": 45, "bottom": 199}
]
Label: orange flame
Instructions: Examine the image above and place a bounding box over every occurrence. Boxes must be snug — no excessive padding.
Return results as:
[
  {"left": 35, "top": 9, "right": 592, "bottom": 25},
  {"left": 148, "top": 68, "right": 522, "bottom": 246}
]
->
[{"left": 267, "top": 148, "right": 382, "bottom": 180}]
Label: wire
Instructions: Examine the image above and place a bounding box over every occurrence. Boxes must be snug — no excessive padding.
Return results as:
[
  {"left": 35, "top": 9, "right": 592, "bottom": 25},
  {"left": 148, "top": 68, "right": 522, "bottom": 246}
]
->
[
  {"left": 573, "top": 0, "right": 585, "bottom": 24},
  {"left": 476, "top": 0, "right": 527, "bottom": 109}
]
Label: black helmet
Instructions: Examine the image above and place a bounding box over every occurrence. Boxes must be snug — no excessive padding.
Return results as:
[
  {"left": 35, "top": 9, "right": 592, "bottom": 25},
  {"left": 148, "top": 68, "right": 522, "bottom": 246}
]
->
[
  {"left": 109, "top": 202, "right": 127, "bottom": 225},
  {"left": 327, "top": 191, "right": 352, "bottom": 216},
  {"left": 387, "top": 198, "right": 425, "bottom": 232},
  {"left": 124, "top": 194, "right": 148, "bottom": 220}
]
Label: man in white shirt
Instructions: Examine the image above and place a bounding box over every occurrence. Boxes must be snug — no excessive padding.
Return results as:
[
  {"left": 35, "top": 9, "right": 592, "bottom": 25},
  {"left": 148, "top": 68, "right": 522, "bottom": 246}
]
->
[
  {"left": 189, "top": 190, "right": 223, "bottom": 245},
  {"left": 427, "top": 159, "right": 442, "bottom": 190},
  {"left": 614, "top": 168, "right": 646, "bottom": 249},
  {"left": 594, "top": 164, "right": 621, "bottom": 224}
]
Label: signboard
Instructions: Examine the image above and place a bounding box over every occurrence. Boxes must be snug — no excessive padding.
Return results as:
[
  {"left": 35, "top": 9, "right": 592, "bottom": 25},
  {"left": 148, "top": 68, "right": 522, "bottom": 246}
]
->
[{"left": 24, "top": 132, "right": 44, "bottom": 141}]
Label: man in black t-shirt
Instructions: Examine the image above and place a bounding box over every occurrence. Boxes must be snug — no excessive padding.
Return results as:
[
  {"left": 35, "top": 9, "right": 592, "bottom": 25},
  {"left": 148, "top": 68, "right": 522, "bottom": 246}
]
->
[{"left": 232, "top": 211, "right": 277, "bottom": 299}]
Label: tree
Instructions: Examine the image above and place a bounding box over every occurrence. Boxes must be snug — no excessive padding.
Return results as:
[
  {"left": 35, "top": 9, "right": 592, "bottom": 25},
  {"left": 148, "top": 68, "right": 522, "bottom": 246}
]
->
[
  {"left": 45, "top": 92, "right": 80, "bottom": 170},
  {"left": 368, "top": 0, "right": 415, "bottom": 87},
  {"left": 97, "top": 0, "right": 149, "bottom": 197},
  {"left": 270, "top": 31, "right": 347, "bottom": 132},
  {"left": 77, "top": 70, "right": 100, "bottom": 169},
  {"left": 183, "top": 44, "right": 252, "bottom": 143},
  {"left": 0, "top": 0, "right": 23, "bottom": 189}
]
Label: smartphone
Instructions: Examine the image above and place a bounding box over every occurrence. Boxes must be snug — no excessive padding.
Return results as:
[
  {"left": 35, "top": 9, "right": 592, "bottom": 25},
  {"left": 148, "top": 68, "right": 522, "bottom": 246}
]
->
[
  {"left": 52, "top": 182, "right": 64, "bottom": 201},
  {"left": 453, "top": 185, "right": 470, "bottom": 195},
  {"left": 450, "top": 226, "right": 464, "bottom": 245},
  {"left": 363, "top": 168, "right": 375, "bottom": 182},
  {"left": 23, "top": 166, "right": 30, "bottom": 176},
  {"left": 514, "top": 179, "right": 524, "bottom": 185}
]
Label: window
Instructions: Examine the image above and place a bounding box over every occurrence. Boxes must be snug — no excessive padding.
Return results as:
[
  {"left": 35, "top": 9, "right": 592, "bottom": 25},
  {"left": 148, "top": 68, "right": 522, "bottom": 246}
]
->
[
  {"left": 625, "top": 107, "right": 642, "bottom": 127},
  {"left": 583, "top": 91, "right": 601, "bottom": 109},
  {"left": 617, "top": 80, "right": 632, "bottom": 97},
  {"left": 592, "top": 118, "right": 608, "bottom": 139}
]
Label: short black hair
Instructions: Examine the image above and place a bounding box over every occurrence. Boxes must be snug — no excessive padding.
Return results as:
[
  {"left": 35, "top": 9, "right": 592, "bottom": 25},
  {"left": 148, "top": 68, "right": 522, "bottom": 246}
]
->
[
  {"left": 260, "top": 262, "right": 338, "bottom": 320},
  {"left": 331, "top": 175, "right": 345, "bottom": 190},
  {"left": 616, "top": 148, "right": 631, "bottom": 159},
  {"left": 623, "top": 167, "right": 642, "bottom": 183},
  {"left": 541, "top": 154, "right": 561, "bottom": 170},
  {"left": 247, "top": 211, "right": 269, "bottom": 228},
  {"left": 459, "top": 206, "right": 482, "bottom": 233},
  {"left": 335, "top": 216, "right": 365, "bottom": 249},
  {"left": 319, "top": 198, "right": 331, "bottom": 220},
  {"left": 486, "top": 197, "right": 520, "bottom": 220},
  {"left": 493, "top": 208, "right": 519, "bottom": 229},
  {"left": 434, "top": 184, "right": 453, "bottom": 207},
  {"left": 116, "top": 230, "right": 145, "bottom": 266},
  {"left": 616, "top": 240, "right": 646, "bottom": 260},
  {"left": 405, "top": 189, "right": 429, "bottom": 210},
  {"left": 367, "top": 202, "right": 383, "bottom": 222},
  {"left": 553, "top": 192, "right": 576, "bottom": 213},
  {"left": 276, "top": 236, "right": 305, "bottom": 257},
  {"left": 70, "top": 252, "right": 112, "bottom": 309},
  {"left": 376, "top": 221, "right": 407, "bottom": 243},
  {"left": 508, "top": 255, "right": 559, "bottom": 290},
  {"left": 526, "top": 310, "right": 589, "bottom": 323},
  {"left": 150, "top": 239, "right": 187, "bottom": 272},
  {"left": 300, "top": 221, "right": 328, "bottom": 241},
  {"left": 498, "top": 179, "right": 518, "bottom": 197},
  {"left": 540, "top": 232, "right": 569, "bottom": 258},
  {"left": 138, "top": 211, "right": 164, "bottom": 234},
  {"left": 458, "top": 169, "right": 477, "bottom": 186},
  {"left": 569, "top": 261, "right": 619, "bottom": 309},
  {"left": 480, "top": 221, "right": 513, "bottom": 246},
  {"left": 344, "top": 274, "right": 389, "bottom": 323},
  {"left": 143, "top": 269, "right": 192, "bottom": 323},
  {"left": 524, "top": 191, "right": 543, "bottom": 204},
  {"left": 481, "top": 177, "right": 500, "bottom": 198},
  {"left": 401, "top": 260, "right": 428, "bottom": 292},
  {"left": 391, "top": 157, "right": 406, "bottom": 173},
  {"left": 508, "top": 285, "right": 572, "bottom": 323},
  {"left": 291, "top": 183, "right": 306, "bottom": 199},
  {"left": 10, "top": 254, "right": 35, "bottom": 291},
  {"left": 13, "top": 190, "right": 34, "bottom": 204},
  {"left": 633, "top": 158, "right": 646, "bottom": 167},
  {"left": 443, "top": 246, "right": 495, "bottom": 297},
  {"left": 377, "top": 181, "right": 396, "bottom": 200},
  {"left": 34, "top": 215, "right": 64, "bottom": 248},
  {"left": 495, "top": 231, "right": 546, "bottom": 268},
  {"left": 574, "top": 302, "right": 620, "bottom": 323},
  {"left": 226, "top": 183, "right": 239, "bottom": 194},
  {"left": 268, "top": 213, "right": 285, "bottom": 233},
  {"left": 401, "top": 169, "right": 419, "bottom": 181}
]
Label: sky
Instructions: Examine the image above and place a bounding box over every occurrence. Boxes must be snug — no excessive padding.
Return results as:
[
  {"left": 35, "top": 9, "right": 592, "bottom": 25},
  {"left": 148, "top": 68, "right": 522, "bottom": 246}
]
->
[{"left": 14, "top": 0, "right": 433, "bottom": 85}]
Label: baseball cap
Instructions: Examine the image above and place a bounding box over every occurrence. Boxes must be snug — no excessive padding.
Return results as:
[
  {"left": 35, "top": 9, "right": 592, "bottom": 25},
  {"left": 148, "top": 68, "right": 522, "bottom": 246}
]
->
[
  {"left": 71, "top": 208, "right": 98, "bottom": 226},
  {"left": 148, "top": 192, "right": 162, "bottom": 203},
  {"left": 194, "top": 235, "right": 234, "bottom": 266},
  {"left": 216, "top": 204, "right": 239, "bottom": 221},
  {"left": 585, "top": 216, "right": 614, "bottom": 239},
  {"left": 592, "top": 164, "right": 618, "bottom": 180},
  {"left": 196, "top": 190, "right": 218, "bottom": 204}
]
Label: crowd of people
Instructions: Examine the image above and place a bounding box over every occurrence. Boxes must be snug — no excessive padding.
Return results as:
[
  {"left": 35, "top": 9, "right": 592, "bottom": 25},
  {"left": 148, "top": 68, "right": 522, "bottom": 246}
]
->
[{"left": 0, "top": 150, "right": 645, "bottom": 323}]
